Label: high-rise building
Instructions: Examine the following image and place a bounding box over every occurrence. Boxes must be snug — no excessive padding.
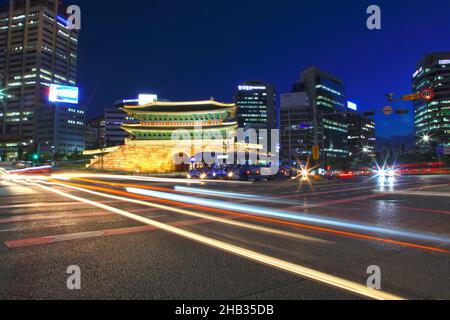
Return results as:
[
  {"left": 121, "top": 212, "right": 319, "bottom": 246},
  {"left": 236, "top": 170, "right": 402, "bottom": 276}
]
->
[
  {"left": 412, "top": 52, "right": 450, "bottom": 148},
  {"left": 279, "top": 91, "right": 313, "bottom": 160},
  {"left": 281, "top": 67, "right": 349, "bottom": 161},
  {"left": 85, "top": 115, "right": 105, "bottom": 150},
  {"left": 105, "top": 101, "right": 138, "bottom": 147},
  {"left": 0, "top": 0, "right": 82, "bottom": 158},
  {"left": 347, "top": 112, "right": 376, "bottom": 159},
  {"left": 234, "top": 81, "right": 277, "bottom": 148}
]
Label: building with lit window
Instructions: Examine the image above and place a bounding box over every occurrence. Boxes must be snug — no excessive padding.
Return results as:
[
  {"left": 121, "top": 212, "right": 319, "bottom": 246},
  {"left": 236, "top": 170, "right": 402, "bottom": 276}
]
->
[
  {"left": 105, "top": 101, "right": 139, "bottom": 147},
  {"left": 280, "top": 67, "right": 349, "bottom": 161},
  {"left": 85, "top": 115, "right": 105, "bottom": 150},
  {"left": 280, "top": 91, "right": 313, "bottom": 161},
  {"left": 412, "top": 52, "right": 450, "bottom": 148},
  {"left": 234, "top": 81, "right": 277, "bottom": 151},
  {"left": 234, "top": 81, "right": 276, "bottom": 131},
  {"left": 0, "top": 0, "right": 82, "bottom": 158},
  {"left": 347, "top": 112, "right": 376, "bottom": 159}
]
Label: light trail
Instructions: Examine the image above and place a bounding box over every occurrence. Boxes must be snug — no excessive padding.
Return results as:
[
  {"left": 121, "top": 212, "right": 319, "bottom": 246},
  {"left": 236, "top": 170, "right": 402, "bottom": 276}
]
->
[
  {"left": 174, "top": 186, "right": 262, "bottom": 199},
  {"left": 50, "top": 173, "right": 252, "bottom": 185},
  {"left": 173, "top": 185, "right": 306, "bottom": 206},
  {"left": 43, "top": 178, "right": 449, "bottom": 253},
  {"left": 7, "top": 166, "right": 52, "bottom": 174},
  {"left": 72, "top": 178, "right": 306, "bottom": 206},
  {"left": 380, "top": 190, "right": 450, "bottom": 198},
  {"left": 126, "top": 187, "right": 450, "bottom": 245},
  {"left": 30, "top": 181, "right": 405, "bottom": 300},
  {"left": 40, "top": 179, "right": 328, "bottom": 244}
]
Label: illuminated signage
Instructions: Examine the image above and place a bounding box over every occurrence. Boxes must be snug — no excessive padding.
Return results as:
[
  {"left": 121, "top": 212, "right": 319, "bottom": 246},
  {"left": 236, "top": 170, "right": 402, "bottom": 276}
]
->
[
  {"left": 138, "top": 94, "right": 158, "bottom": 106},
  {"left": 347, "top": 101, "right": 358, "bottom": 111},
  {"left": 49, "top": 84, "right": 79, "bottom": 104},
  {"left": 238, "top": 85, "right": 267, "bottom": 91},
  {"left": 439, "top": 59, "right": 450, "bottom": 65},
  {"left": 122, "top": 99, "right": 139, "bottom": 104},
  {"left": 57, "top": 16, "right": 68, "bottom": 26}
]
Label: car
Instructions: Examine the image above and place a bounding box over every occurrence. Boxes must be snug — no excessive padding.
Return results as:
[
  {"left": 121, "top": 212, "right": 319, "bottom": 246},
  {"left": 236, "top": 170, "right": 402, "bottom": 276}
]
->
[
  {"left": 186, "top": 168, "right": 208, "bottom": 180},
  {"left": 209, "top": 165, "right": 234, "bottom": 180},
  {"left": 259, "top": 165, "right": 279, "bottom": 180},
  {"left": 231, "top": 165, "right": 262, "bottom": 181}
]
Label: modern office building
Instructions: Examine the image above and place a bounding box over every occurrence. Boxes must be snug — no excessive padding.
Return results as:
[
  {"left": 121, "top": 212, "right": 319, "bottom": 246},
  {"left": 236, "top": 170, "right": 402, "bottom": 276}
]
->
[
  {"left": 85, "top": 115, "right": 105, "bottom": 150},
  {"left": 347, "top": 112, "right": 376, "bottom": 159},
  {"left": 234, "top": 81, "right": 277, "bottom": 149},
  {"left": 105, "top": 101, "right": 139, "bottom": 147},
  {"left": 281, "top": 67, "right": 349, "bottom": 161},
  {"left": 280, "top": 91, "right": 313, "bottom": 161},
  {"left": 0, "top": 0, "right": 82, "bottom": 158},
  {"left": 412, "top": 52, "right": 450, "bottom": 148}
]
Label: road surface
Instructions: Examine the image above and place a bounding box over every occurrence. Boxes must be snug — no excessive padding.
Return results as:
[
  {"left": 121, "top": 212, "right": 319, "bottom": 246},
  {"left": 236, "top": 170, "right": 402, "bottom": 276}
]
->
[{"left": 0, "top": 171, "right": 449, "bottom": 300}]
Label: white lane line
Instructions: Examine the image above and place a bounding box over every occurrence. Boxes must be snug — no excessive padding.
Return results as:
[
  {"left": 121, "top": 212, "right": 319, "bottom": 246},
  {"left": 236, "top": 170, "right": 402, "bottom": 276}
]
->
[
  {"left": 380, "top": 191, "right": 450, "bottom": 198},
  {"left": 0, "top": 200, "right": 127, "bottom": 210},
  {"left": 0, "top": 223, "right": 75, "bottom": 233},
  {"left": 50, "top": 173, "right": 253, "bottom": 185},
  {"left": 32, "top": 181, "right": 404, "bottom": 300}
]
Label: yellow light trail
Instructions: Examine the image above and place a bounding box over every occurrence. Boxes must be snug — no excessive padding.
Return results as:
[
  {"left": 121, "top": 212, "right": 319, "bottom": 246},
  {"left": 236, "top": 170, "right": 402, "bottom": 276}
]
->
[
  {"left": 42, "top": 179, "right": 328, "bottom": 244},
  {"left": 31, "top": 180, "right": 405, "bottom": 300}
]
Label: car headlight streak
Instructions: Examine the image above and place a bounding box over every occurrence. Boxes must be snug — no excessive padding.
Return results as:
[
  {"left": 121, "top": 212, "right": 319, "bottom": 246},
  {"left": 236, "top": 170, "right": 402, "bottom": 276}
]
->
[{"left": 126, "top": 187, "right": 450, "bottom": 244}]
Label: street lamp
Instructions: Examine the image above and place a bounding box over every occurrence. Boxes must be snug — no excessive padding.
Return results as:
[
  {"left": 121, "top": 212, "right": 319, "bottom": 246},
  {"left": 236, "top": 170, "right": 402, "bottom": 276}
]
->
[{"left": 422, "top": 134, "right": 430, "bottom": 143}]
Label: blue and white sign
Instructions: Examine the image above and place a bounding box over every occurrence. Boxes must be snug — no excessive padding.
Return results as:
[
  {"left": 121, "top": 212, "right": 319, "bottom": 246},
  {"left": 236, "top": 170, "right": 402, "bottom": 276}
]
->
[
  {"left": 347, "top": 101, "right": 358, "bottom": 111},
  {"left": 49, "top": 84, "right": 79, "bottom": 104}
]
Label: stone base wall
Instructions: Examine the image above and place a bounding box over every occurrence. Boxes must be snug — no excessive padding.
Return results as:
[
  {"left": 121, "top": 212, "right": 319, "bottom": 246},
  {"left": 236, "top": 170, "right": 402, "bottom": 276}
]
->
[{"left": 87, "top": 139, "right": 250, "bottom": 173}]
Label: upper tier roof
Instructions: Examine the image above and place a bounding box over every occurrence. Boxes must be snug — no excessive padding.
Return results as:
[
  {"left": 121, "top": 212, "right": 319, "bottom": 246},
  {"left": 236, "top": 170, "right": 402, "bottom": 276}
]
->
[{"left": 123, "top": 100, "right": 236, "bottom": 113}]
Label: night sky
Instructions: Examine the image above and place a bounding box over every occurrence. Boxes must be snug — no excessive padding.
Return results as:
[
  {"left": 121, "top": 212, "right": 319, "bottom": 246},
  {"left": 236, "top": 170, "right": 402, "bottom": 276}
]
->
[{"left": 29, "top": 1, "right": 450, "bottom": 138}]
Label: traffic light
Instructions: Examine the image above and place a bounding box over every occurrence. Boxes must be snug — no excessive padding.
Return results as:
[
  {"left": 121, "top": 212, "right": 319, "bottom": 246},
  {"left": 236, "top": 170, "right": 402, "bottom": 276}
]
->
[
  {"left": 396, "top": 109, "right": 409, "bottom": 115},
  {"left": 312, "top": 145, "right": 320, "bottom": 161},
  {"left": 32, "top": 153, "right": 40, "bottom": 162}
]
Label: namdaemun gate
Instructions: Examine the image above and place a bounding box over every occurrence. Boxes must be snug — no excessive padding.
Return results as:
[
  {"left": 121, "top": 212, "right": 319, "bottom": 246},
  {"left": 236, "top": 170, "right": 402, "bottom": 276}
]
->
[{"left": 87, "top": 99, "right": 263, "bottom": 173}]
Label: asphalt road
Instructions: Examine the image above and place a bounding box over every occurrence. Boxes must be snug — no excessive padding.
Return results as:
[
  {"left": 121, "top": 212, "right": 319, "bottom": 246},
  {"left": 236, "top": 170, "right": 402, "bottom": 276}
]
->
[{"left": 0, "top": 171, "right": 449, "bottom": 300}]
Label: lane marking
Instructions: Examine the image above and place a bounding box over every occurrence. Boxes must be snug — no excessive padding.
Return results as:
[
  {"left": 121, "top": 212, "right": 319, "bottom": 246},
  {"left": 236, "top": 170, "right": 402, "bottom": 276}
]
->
[
  {"left": 29, "top": 182, "right": 406, "bottom": 300},
  {"left": 0, "top": 200, "right": 127, "bottom": 210},
  {"left": 0, "top": 223, "right": 76, "bottom": 233},
  {"left": 0, "top": 207, "right": 162, "bottom": 224},
  {"left": 5, "top": 218, "right": 209, "bottom": 248},
  {"left": 380, "top": 191, "right": 450, "bottom": 198}
]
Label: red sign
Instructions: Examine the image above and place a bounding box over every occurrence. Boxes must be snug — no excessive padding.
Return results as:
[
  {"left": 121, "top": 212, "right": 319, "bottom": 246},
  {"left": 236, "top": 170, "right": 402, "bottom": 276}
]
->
[
  {"left": 421, "top": 88, "right": 435, "bottom": 101},
  {"left": 383, "top": 106, "right": 393, "bottom": 116}
]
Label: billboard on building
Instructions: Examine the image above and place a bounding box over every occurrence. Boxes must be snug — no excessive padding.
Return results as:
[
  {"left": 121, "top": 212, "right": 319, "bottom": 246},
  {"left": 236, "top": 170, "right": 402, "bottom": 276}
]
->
[{"left": 49, "top": 84, "right": 79, "bottom": 104}]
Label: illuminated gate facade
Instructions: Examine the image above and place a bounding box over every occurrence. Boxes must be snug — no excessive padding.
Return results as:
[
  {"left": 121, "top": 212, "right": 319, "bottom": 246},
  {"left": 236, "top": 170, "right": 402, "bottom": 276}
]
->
[{"left": 87, "top": 99, "right": 259, "bottom": 173}]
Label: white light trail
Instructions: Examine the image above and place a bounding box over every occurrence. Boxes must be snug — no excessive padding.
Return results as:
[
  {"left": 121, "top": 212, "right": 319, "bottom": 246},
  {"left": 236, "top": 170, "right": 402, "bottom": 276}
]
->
[
  {"left": 35, "top": 179, "right": 327, "bottom": 244},
  {"left": 31, "top": 181, "right": 404, "bottom": 300},
  {"left": 126, "top": 187, "right": 450, "bottom": 245},
  {"left": 174, "top": 185, "right": 307, "bottom": 206},
  {"left": 50, "top": 173, "right": 252, "bottom": 185},
  {"left": 174, "top": 186, "right": 262, "bottom": 199},
  {"left": 7, "top": 166, "right": 52, "bottom": 174}
]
